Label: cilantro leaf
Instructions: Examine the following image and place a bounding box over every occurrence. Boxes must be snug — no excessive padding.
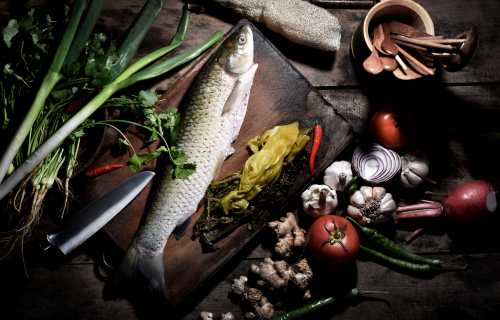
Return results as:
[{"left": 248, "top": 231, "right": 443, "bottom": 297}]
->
[
  {"left": 138, "top": 89, "right": 158, "bottom": 108},
  {"left": 128, "top": 146, "right": 167, "bottom": 173},
  {"left": 2, "top": 19, "right": 19, "bottom": 48},
  {"left": 159, "top": 108, "right": 180, "bottom": 143},
  {"left": 169, "top": 146, "right": 188, "bottom": 166},
  {"left": 174, "top": 162, "right": 196, "bottom": 179}
]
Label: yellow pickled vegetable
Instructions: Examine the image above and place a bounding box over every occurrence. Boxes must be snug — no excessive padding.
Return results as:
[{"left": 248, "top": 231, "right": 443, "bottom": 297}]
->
[{"left": 221, "top": 122, "right": 310, "bottom": 214}]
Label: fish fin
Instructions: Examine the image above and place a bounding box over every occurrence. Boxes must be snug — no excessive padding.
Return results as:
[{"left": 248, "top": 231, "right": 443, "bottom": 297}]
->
[
  {"left": 221, "top": 78, "right": 243, "bottom": 116},
  {"left": 173, "top": 216, "right": 192, "bottom": 240},
  {"left": 221, "top": 63, "right": 258, "bottom": 117},
  {"left": 116, "top": 244, "right": 166, "bottom": 296}
]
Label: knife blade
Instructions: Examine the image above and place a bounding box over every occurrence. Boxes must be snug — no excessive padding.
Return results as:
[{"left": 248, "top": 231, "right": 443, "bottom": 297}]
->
[{"left": 46, "top": 171, "right": 154, "bottom": 255}]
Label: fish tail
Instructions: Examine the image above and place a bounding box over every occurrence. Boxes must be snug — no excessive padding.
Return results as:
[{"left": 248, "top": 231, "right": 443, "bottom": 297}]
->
[{"left": 115, "top": 243, "right": 166, "bottom": 295}]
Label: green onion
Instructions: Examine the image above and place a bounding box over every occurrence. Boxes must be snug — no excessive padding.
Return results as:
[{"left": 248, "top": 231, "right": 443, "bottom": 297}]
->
[
  {"left": 0, "top": 13, "right": 224, "bottom": 200},
  {"left": 0, "top": 0, "right": 87, "bottom": 183},
  {"left": 64, "top": 0, "right": 104, "bottom": 67},
  {"left": 111, "top": 0, "right": 168, "bottom": 79}
]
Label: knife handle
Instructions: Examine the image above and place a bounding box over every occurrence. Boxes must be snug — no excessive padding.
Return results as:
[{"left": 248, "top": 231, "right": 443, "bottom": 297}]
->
[{"left": 308, "top": 0, "right": 378, "bottom": 9}]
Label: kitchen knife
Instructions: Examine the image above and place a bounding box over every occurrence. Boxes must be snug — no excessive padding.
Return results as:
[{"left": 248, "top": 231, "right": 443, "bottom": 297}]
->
[{"left": 45, "top": 171, "right": 155, "bottom": 255}]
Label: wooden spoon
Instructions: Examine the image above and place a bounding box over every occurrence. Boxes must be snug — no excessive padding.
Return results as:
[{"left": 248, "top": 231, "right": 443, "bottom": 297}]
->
[
  {"left": 395, "top": 43, "right": 435, "bottom": 75},
  {"left": 444, "top": 27, "right": 478, "bottom": 71},
  {"left": 391, "top": 34, "right": 455, "bottom": 51},
  {"left": 372, "top": 24, "right": 397, "bottom": 71},
  {"left": 381, "top": 23, "right": 398, "bottom": 55},
  {"left": 386, "top": 21, "right": 431, "bottom": 38},
  {"left": 363, "top": 28, "right": 384, "bottom": 74},
  {"left": 393, "top": 65, "right": 422, "bottom": 80}
]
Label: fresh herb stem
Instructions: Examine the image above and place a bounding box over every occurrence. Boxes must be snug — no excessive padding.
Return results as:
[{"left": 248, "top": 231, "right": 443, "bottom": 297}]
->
[
  {"left": 112, "top": 0, "right": 169, "bottom": 79},
  {"left": 113, "top": 4, "right": 190, "bottom": 83},
  {"left": 94, "top": 122, "right": 137, "bottom": 155},
  {"left": 0, "top": 0, "right": 87, "bottom": 183},
  {"left": 0, "top": 26, "right": 223, "bottom": 200},
  {"left": 126, "top": 30, "right": 224, "bottom": 84},
  {"left": 98, "top": 118, "right": 174, "bottom": 162},
  {"left": 64, "top": 0, "right": 104, "bottom": 67},
  {"left": 346, "top": 216, "right": 441, "bottom": 266}
]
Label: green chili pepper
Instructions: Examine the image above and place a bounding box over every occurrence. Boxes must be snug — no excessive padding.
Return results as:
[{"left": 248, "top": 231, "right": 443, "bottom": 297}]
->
[
  {"left": 347, "top": 216, "right": 441, "bottom": 267},
  {"left": 272, "top": 288, "right": 387, "bottom": 320},
  {"left": 360, "top": 245, "right": 436, "bottom": 273}
]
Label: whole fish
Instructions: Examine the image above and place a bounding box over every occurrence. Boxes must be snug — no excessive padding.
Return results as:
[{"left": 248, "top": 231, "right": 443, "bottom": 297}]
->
[
  {"left": 117, "top": 25, "right": 258, "bottom": 293},
  {"left": 210, "top": 0, "right": 341, "bottom": 52}
]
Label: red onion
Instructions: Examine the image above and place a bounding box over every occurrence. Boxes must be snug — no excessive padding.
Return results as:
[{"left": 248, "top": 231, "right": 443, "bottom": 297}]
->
[{"left": 352, "top": 144, "right": 401, "bottom": 184}]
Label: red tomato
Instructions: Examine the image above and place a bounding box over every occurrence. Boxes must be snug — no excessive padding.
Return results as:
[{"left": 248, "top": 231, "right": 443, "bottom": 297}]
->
[
  {"left": 307, "top": 215, "right": 360, "bottom": 269},
  {"left": 369, "top": 109, "right": 408, "bottom": 150}
]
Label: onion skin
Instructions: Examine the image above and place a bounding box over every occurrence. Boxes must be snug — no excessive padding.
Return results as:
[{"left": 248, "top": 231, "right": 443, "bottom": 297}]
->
[{"left": 443, "top": 180, "right": 497, "bottom": 223}]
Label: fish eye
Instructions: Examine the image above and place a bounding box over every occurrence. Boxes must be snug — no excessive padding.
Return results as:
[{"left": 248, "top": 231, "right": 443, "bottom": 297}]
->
[{"left": 238, "top": 34, "right": 246, "bottom": 45}]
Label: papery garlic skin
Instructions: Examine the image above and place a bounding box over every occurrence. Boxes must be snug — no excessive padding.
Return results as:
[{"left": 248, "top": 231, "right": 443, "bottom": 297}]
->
[
  {"left": 323, "top": 160, "right": 353, "bottom": 192},
  {"left": 400, "top": 154, "right": 430, "bottom": 188},
  {"left": 301, "top": 184, "right": 338, "bottom": 217},
  {"left": 347, "top": 186, "right": 396, "bottom": 225}
]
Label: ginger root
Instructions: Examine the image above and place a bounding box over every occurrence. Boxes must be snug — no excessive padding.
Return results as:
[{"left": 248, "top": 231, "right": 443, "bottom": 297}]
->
[
  {"left": 231, "top": 276, "right": 275, "bottom": 319},
  {"left": 268, "top": 212, "right": 306, "bottom": 257},
  {"left": 250, "top": 257, "right": 313, "bottom": 299},
  {"left": 199, "top": 312, "right": 235, "bottom": 320}
]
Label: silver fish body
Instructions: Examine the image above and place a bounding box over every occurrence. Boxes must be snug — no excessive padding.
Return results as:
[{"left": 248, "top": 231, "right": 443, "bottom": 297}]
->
[{"left": 117, "top": 25, "right": 258, "bottom": 293}]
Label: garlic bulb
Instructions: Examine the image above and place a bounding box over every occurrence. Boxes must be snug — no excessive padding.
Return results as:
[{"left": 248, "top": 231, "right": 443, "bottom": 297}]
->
[
  {"left": 323, "top": 160, "right": 353, "bottom": 192},
  {"left": 301, "top": 184, "right": 338, "bottom": 217},
  {"left": 347, "top": 186, "right": 396, "bottom": 225},
  {"left": 400, "top": 153, "right": 430, "bottom": 188}
]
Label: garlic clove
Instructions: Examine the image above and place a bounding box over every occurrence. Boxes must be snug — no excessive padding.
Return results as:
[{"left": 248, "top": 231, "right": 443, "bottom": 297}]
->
[
  {"left": 380, "top": 198, "right": 397, "bottom": 212},
  {"left": 323, "top": 175, "right": 338, "bottom": 190},
  {"left": 372, "top": 186, "right": 386, "bottom": 200},
  {"left": 350, "top": 190, "right": 365, "bottom": 206},
  {"left": 323, "top": 160, "right": 353, "bottom": 192},
  {"left": 360, "top": 186, "right": 373, "bottom": 201},
  {"left": 400, "top": 153, "right": 430, "bottom": 188},
  {"left": 347, "top": 205, "right": 363, "bottom": 219}
]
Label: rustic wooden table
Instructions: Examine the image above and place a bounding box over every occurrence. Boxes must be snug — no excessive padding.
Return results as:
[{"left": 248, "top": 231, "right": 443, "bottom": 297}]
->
[{"left": 3, "top": 0, "right": 500, "bottom": 319}]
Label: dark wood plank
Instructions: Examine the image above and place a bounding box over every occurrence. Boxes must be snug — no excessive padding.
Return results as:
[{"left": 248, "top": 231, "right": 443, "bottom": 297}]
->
[
  {"left": 85, "top": 22, "right": 353, "bottom": 304},
  {"left": 6, "top": 246, "right": 500, "bottom": 320},
  {"left": 94, "top": 0, "right": 500, "bottom": 87}
]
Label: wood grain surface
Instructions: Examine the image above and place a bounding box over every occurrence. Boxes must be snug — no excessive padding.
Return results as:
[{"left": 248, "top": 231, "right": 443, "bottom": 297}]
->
[
  {"left": 81, "top": 22, "right": 353, "bottom": 304},
  {"left": 2, "top": 0, "right": 500, "bottom": 319}
]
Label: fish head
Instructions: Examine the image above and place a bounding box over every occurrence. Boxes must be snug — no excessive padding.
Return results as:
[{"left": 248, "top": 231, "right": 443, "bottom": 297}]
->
[{"left": 217, "top": 24, "right": 254, "bottom": 74}]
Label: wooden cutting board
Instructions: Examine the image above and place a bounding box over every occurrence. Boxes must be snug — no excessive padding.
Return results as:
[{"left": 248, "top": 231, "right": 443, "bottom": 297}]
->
[{"left": 80, "top": 21, "right": 353, "bottom": 304}]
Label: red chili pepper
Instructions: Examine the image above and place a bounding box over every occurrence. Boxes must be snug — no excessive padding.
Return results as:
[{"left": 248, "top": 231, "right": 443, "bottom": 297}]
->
[
  {"left": 85, "top": 163, "right": 126, "bottom": 177},
  {"left": 66, "top": 94, "right": 88, "bottom": 113},
  {"left": 309, "top": 124, "right": 323, "bottom": 175}
]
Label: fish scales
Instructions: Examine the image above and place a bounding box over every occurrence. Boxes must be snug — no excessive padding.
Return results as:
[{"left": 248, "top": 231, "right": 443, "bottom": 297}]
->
[
  {"left": 135, "top": 65, "right": 237, "bottom": 253},
  {"left": 117, "top": 25, "right": 257, "bottom": 293}
]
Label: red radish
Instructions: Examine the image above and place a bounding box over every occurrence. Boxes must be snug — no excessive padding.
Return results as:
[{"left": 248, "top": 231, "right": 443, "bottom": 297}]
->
[
  {"left": 396, "top": 180, "right": 497, "bottom": 224},
  {"left": 443, "top": 180, "right": 497, "bottom": 223},
  {"left": 307, "top": 215, "right": 360, "bottom": 269}
]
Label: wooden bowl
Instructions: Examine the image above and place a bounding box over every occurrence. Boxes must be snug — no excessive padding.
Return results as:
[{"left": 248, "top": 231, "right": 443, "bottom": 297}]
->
[{"left": 351, "top": 0, "right": 435, "bottom": 79}]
